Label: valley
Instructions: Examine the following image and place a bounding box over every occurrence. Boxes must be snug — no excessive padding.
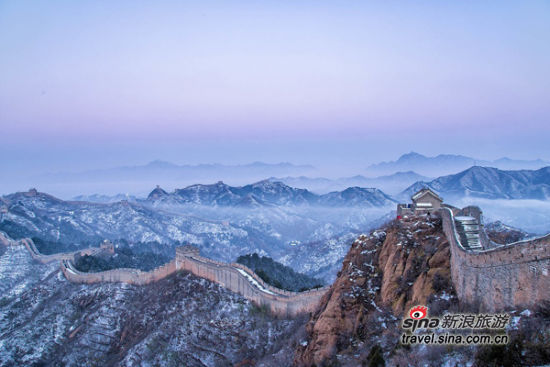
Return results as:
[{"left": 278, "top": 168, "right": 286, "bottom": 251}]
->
[
  {"left": 0, "top": 183, "right": 395, "bottom": 284},
  {"left": 1, "top": 160, "right": 550, "bottom": 366}
]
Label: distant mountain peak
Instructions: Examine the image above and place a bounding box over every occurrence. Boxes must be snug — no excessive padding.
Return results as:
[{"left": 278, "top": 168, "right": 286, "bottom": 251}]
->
[
  {"left": 467, "top": 165, "right": 494, "bottom": 172},
  {"left": 398, "top": 152, "right": 426, "bottom": 161},
  {"left": 4, "top": 189, "right": 63, "bottom": 204},
  {"left": 147, "top": 185, "right": 169, "bottom": 200},
  {"left": 27, "top": 188, "right": 39, "bottom": 196},
  {"left": 251, "top": 179, "right": 287, "bottom": 187},
  {"left": 146, "top": 160, "right": 178, "bottom": 168}
]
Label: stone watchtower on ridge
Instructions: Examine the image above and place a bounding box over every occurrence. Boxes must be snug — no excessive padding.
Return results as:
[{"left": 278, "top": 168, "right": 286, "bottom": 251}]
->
[
  {"left": 176, "top": 245, "right": 200, "bottom": 257},
  {"left": 397, "top": 188, "right": 443, "bottom": 218},
  {"left": 175, "top": 245, "right": 200, "bottom": 269},
  {"left": 100, "top": 240, "right": 115, "bottom": 254}
]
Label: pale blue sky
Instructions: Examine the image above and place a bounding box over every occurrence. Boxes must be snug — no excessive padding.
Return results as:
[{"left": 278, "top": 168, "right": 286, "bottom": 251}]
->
[{"left": 1, "top": 0, "right": 549, "bottom": 177}]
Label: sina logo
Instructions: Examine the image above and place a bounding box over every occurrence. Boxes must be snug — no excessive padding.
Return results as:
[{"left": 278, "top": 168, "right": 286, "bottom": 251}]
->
[
  {"left": 402, "top": 306, "right": 440, "bottom": 332},
  {"left": 409, "top": 306, "right": 427, "bottom": 319}
]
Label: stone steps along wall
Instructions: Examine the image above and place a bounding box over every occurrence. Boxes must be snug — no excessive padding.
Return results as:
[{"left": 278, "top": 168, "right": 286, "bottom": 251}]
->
[
  {"left": 457, "top": 205, "right": 494, "bottom": 249},
  {"left": 440, "top": 207, "right": 550, "bottom": 312},
  {"left": 175, "top": 253, "right": 329, "bottom": 316}
]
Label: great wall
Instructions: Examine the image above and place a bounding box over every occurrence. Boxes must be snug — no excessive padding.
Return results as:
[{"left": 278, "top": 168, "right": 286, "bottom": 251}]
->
[
  {"left": 58, "top": 245, "right": 329, "bottom": 316},
  {"left": 440, "top": 206, "right": 550, "bottom": 312},
  {"left": 0, "top": 231, "right": 329, "bottom": 317},
  {"left": 1, "top": 201, "right": 549, "bottom": 316}
]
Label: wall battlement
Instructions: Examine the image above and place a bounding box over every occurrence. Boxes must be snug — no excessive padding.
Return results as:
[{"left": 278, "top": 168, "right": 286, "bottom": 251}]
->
[
  {"left": 440, "top": 207, "right": 550, "bottom": 311},
  {"left": 2, "top": 233, "right": 328, "bottom": 316},
  {"left": 22, "top": 237, "right": 103, "bottom": 264},
  {"left": 53, "top": 243, "right": 328, "bottom": 317},
  {"left": 61, "top": 259, "right": 177, "bottom": 286},
  {"left": 174, "top": 247, "right": 329, "bottom": 316}
]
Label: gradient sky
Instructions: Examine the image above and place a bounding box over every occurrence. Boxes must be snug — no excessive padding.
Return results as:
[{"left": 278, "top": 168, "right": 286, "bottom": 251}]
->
[{"left": 1, "top": 0, "right": 550, "bottom": 177}]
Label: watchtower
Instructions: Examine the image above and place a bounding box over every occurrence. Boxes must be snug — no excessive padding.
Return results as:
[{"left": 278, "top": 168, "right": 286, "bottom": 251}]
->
[
  {"left": 175, "top": 245, "right": 200, "bottom": 269},
  {"left": 397, "top": 188, "right": 444, "bottom": 218}
]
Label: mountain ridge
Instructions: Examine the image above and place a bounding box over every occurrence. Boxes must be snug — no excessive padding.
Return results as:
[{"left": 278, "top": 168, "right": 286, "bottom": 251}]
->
[
  {"left": 147, "top": 180, "right": 396, "bottom": 207},
  {"left": 401, "top": 165, "right": 550, "bottom": 200},
  {"left": 270, "top": 171, "right": 431, "bottom": 195},
  {"left": 368, "top": 152, "right": 549, "bottom": 177}
]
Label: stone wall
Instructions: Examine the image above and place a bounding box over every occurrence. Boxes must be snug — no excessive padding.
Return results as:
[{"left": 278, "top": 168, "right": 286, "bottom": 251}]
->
[
  {"left": 175, "top": 249, "right": 329, "bottom": 316},
  {"left": 22, "top": 238, "right": 101, "bottom": 264},
  {"left": 56, "top": 244, "right": 328, "bottom": 317},
  {"left": 60, "top": 259, "right": 177, "bottom": 286},
  {"left": 440, "top": 207, "right": 550, "bottom": 311},
  {"left": 14, "top": 235, "right": 177, "bottom": 286},
  {"left": 0, "top": 231, "right": 17, "bottom": 247}
]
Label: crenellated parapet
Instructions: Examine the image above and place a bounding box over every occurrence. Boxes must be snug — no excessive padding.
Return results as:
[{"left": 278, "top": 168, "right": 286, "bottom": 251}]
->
[
  {"left": 174, "top": 246, "right": 329, "bottom": 316},
  {"left": 16, "top": 236, "right": 104, "bottom": 264},
  {"left": 46, "top": 241, "right": 328, "bottom": 317},
  {"left": 60, "top": 259, "right": 177, "bottom": 285},
  {"left": 440, "top": 206, "right": 550, "bottom": 311}
]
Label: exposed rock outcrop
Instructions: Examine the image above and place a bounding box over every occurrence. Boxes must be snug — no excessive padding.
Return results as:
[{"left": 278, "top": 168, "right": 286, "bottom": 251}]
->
[{"left": 294, "top": 215, "right": 455, "bottom": 366}]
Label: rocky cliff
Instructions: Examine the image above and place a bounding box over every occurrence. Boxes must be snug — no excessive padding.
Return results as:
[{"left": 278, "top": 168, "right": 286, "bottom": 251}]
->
[
  {"left": 294, "top": 214, "right": 550, "bottom": 366},
  {"left": 294, "top": 215, "right": 456, "bottom": 366}
]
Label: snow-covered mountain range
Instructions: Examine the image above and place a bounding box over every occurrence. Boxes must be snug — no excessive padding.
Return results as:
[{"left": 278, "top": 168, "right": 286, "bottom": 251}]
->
[
  {"left": 401, "top": 166, "right": 550, "bottom": 201},
  {"left": 72, "top": 193, "right": 139, "bottom": 203},
  {"left": 0, "top": 182, "right": 396, "bottom": 283},
  {"left": 146, "top": 180, "right": 396, "bottom": 208}
]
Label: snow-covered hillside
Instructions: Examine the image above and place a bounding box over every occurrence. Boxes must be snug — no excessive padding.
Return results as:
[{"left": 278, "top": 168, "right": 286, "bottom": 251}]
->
[
  {"left": 0, "top": 187, "right": 394, "bottom": 282},
  {"left": 147, "top": 180, "right": 396, "bottom": 207},
  {"left": 0, "top": 242, "right": 304, "bottom": 366}
]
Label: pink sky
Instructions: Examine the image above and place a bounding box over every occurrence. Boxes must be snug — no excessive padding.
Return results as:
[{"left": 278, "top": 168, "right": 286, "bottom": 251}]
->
[{"left": 1, "top": 0, "right": 549, "bottom": 175}]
